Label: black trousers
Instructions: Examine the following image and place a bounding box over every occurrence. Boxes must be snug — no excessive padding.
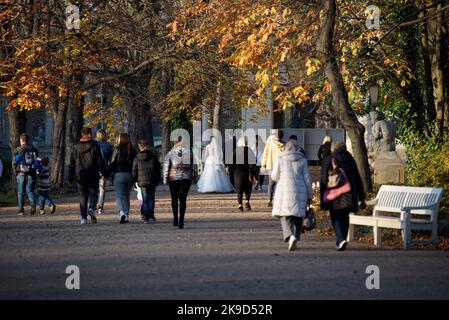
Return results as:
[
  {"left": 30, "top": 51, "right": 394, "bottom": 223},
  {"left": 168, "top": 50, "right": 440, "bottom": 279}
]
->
[
  {"left": 234, "top": 171, "right": 252, "bottom": 205},
  {"left": 168, "top": 180, "right": 191, "bottom": 226},
  {"left": 77, "top": 181, "right": 99, "bottom": 219},
  {"left": 330, "top": 208, "right": 351, "bottom": 245}
]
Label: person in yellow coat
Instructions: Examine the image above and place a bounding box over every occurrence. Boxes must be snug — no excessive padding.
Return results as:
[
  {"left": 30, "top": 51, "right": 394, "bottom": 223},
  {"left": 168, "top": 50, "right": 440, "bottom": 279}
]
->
[{"left": 261, "top": 129, "right": 285, "bottom": 207}]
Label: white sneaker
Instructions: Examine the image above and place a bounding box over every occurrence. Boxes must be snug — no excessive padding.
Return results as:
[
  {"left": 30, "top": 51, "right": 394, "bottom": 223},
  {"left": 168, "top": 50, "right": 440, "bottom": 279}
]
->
[
  {"left": 80, "top": 218, "right": 87, "bottom": 225},
  {"left": 337, "top": 240, "right": 348, "bottom": 251},
  {"left": 288, "top": 236, "right": 297, "bottom": 251}
]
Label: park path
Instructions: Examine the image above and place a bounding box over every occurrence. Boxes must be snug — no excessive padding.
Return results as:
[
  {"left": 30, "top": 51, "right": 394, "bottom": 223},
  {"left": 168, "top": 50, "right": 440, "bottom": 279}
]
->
[{"left": 1, "top": 186, "right": 449, "bottom": 299}]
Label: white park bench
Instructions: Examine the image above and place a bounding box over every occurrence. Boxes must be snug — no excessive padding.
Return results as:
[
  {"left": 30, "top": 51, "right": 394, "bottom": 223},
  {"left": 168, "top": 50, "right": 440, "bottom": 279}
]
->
[{"left": 348, "top": 185, "right": 443, "bottom": 249}]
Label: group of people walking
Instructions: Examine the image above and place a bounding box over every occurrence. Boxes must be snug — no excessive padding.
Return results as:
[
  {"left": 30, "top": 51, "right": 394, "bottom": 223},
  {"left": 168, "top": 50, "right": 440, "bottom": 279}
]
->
[{"left": 12, "top": 127, "right": 367, "bottom": 251}]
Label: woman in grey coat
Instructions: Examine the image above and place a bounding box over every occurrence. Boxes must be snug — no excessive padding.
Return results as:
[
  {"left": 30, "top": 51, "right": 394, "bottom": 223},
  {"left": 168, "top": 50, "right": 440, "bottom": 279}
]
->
[{"left": 271, "top": 140, "right": 313, "bottom": 251}]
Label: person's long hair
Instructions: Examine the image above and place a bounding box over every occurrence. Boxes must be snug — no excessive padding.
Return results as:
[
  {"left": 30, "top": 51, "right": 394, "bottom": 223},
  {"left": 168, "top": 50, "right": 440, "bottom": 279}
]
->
[{"left": 117, "top": 132, "right": 133, "bottom": 161}]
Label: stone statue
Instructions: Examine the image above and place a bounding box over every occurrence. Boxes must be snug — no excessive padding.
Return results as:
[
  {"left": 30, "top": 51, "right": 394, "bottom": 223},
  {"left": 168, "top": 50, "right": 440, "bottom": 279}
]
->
[
  {"left": 369, "top": 110, "right": 396, "bottom": 154},
  {"left": 368, "top": 111, "right": 405, "bottom": 185}
]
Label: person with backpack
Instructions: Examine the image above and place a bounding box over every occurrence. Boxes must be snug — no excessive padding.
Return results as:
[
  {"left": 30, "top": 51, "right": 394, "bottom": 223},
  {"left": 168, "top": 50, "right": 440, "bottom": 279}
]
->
[
  {"left": 37, "top": 156, "right": 56, "bottom": 215},
  {"left": 13, "top": 133, "right": 39, "bottom": 216},
  {"left": 110, "top": 132, "right": 135, "bottom": 224},
  {"left": 95, "top": 129, "right": 113, "bottom": 215},
  {"left": 68, "top": 127, "right": 105, "bottom": 225},
  {"left": 320, "top": 141, "right": 366, "bottom": 251},
  {"left": 132, "top": 139, "right": 161, "bottom": 224}
]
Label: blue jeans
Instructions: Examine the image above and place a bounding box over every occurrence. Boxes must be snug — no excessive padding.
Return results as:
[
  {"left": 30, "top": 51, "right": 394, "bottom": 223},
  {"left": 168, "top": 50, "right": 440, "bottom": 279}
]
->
[
  {"left": 141, "top": 186, "right": 156, "bottom": 220},
  {"left": 38, "top": 190, "right": 55, "bottom": 209},
  {"left": 113, "top": 172, "right": 133, "bottom": 217},
  {"left": 77, "top": 181, "right": 99, "bottom": 219},
  {"left": 17, "top": 175, "right": 36, "bottom": 209}
]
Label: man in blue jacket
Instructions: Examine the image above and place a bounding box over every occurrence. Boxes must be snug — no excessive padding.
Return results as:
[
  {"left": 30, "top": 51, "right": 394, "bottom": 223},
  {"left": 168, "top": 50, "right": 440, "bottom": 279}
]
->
[{"left": 95, "top": 129, "right": 113, "bottom": 214}]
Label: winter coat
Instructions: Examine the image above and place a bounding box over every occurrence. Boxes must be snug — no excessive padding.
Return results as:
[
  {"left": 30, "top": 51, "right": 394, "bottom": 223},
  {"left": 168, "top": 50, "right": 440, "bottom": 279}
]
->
[
  {"left": 232, "top": 146, "right": 257, "bottom": 193},
  {"left": 132, "top": 150, "right": 161, "bottom": 188},
  {"left": 271, "top": 151, "right": 313, "bottom": 218},
  {"left": 38, "top": 165, "right": 52, "bottom": 192},
  {"left": 110, "top": 145, "right": 135, "bottom": 174},
  {"left": 68, "top": 139, "right": 104, "bottom": 184},
  {"left": 320, "top": 150, "right": 365, "bottom": 212},
  {"left": 163, "top": 145, "right": 195, "bottom": 183},
  {"left": 96, "top": 140, "right": 113, "bottom": 173},
  {"left": 317, "top": 142, "right": 332, "bottom": 165},
  {"left": 261, "top": 138, "right": 285, "bottom": 171}
]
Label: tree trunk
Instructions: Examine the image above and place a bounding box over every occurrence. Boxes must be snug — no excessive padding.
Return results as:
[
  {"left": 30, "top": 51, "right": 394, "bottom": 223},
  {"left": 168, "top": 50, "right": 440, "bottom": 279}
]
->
[
  {"left": 212, "top": 81, "right": 222, "bottom": 131},
  {"left": 8, "top": 109, "right": 27, "bottom": 152},
  {"left": 420, "top": 3, "right": 437, "bottom": 123},
  {"left": 8, "top": 109, "right": 27, "bottom": 190},
  {"left": 64, "top": 86, "right": 84, "bottom": 187},
  {"left": 427, "top": 2, "right": 448, "bottom": 134},
  {"left": 317, "top": 0, "right": 372, "bottom": 192},
  {"left": 161, "top": 68, "right": 172, "bottom": 157},
  {"left": 51, "top": 93, "right": 68, "bottom": 187},
  {"left": 127, "top": 97, "right": 154, "bottom": 147}
]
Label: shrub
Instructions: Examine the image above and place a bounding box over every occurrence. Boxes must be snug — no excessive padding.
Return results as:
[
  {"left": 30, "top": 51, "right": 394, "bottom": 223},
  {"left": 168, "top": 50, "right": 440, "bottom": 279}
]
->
[{"left": 404, "top": 133, "right": 449, "bottom": 235}]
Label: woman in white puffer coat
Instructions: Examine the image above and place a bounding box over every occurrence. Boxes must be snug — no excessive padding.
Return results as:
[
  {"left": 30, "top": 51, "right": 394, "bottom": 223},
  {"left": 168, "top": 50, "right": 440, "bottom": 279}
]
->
[{"left": 271, "top": 139, "right": 313, "bottom": 251}]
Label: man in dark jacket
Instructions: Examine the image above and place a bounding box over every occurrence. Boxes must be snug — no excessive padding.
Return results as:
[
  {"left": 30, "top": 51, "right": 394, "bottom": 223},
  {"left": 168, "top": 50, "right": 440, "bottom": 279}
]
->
[
  {"left": 69, "top": 127, "right": 105, "bottom": 225},
  {"left": 95, "top": 129, "right": 113, "bottom": 214},
  {"left": 13, "top": 133, "right": 39, "bottom": 216},
  {"left": 320, "top": 141, "right": 366, "bottom": 251},
  {"left": 133, "top": 139, "right": 161, "bottom": 223}
]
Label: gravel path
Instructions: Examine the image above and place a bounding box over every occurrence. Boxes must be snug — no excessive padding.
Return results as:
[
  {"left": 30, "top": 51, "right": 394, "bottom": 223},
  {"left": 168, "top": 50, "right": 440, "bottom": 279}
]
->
[{"left": 1, "top": 187, "right": 449, "bottom": 299}]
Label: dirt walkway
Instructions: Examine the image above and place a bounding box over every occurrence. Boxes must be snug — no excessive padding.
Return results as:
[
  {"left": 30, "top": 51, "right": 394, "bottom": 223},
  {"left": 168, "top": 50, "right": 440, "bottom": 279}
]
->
[{"left": 1, "top": 187, "right": 449, "bottom": 299}]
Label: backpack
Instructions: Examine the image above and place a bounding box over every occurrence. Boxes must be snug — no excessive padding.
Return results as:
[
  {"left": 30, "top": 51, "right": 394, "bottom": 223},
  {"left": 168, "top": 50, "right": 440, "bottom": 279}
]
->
[{"left": 19, "top": 149, "right": 37, "bottom": 174}]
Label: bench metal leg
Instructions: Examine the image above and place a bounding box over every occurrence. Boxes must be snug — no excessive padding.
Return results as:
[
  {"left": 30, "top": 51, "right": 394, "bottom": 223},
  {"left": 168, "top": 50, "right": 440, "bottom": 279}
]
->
[
  {"left": 373, "top": 225, "right": 381, "bottom": 246},
  {"left": 432, "top": 224, "right": 439, "bottom": 248},
  {"left": 348, "top": 223, "right": 354, "bottom": 242},
  {"left": 402, "top": 213, "right": 411, "bottom": 250}
]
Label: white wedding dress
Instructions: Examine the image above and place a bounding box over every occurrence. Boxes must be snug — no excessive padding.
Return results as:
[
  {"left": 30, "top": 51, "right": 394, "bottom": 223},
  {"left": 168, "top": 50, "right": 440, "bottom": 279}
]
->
[{"left": 197, "top": 139, "right": 234, "bottom": 193}]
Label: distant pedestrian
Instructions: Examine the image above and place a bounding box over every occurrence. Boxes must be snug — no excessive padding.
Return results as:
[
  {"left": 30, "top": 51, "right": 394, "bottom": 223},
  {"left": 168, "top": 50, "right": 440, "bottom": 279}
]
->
[
  {"left": 13, "top": 133, "right": 39, "bottom": 216},
  {"left": 271, "top": 140, "right": 313, "bottom": 251},
  {"left": 163, "top": 136, "right": 196, "bottom": 229},
  {"left": 232, "top": 137, "right": 257, "bottom": 212},
  {"left": 317, "top": 136, "right": 332, "bottom": 165},
  {"left": 133, "top": 139, "right": 161, "bottom": 224},
  {"left": 69, "top": 127, "right": 104, "bottom": 225},
  {"left": 37, "top": 157, "right": 56, "bottom": 215},
  {"left": 320, "top": 141, "right": 366, "bottom": 251},
  {"left": 110, "top": 132, "right": 135, "bottom": 224},
  {"left": 95, "top": 129, "right": 113, "bottom": 214},
  {"left": 251, "top": 135, "right": 265, "bottom": 191},
  {"left": 261, "top": 129, "right": 285, "bottom": 207}
]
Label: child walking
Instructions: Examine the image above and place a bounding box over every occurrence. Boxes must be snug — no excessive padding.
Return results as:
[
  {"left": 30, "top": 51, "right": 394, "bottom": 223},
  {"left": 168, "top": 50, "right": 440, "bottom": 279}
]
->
[
  {"left": 38, "top": 157, "right": 56, "bottom": 215},
  {"left": 132, "top": 139, "right": 161, "bottom": 224}
]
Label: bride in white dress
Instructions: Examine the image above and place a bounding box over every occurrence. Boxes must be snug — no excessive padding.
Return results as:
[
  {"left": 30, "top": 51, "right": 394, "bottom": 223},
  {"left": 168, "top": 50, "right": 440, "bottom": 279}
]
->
[{"left": 197, "top": 137, "right": 234, "bottom": 193}]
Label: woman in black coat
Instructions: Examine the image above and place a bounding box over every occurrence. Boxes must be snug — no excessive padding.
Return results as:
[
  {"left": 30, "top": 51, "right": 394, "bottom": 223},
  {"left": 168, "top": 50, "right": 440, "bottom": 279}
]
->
[
  {"left": 232, "top": 137, "right": 256, "bottom": 212},
  {"left": 320, "top": 141, "right": 366, "bottom": 251}
]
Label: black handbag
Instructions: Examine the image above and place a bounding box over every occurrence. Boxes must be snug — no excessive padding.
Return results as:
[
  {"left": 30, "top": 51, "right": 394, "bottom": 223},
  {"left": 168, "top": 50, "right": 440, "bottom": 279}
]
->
[{"left": 302, "top": 206, "right": 317, "bottom": 232}]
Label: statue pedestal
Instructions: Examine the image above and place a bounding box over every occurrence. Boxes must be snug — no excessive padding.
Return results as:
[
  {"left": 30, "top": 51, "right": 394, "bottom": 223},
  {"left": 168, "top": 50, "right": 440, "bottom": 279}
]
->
[{"left": 373, "top": 151, "right": 405, "bottom": 185}]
